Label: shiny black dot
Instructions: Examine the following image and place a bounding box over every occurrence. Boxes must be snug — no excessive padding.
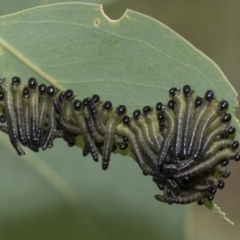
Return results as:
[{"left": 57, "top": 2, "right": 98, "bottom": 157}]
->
[
  {"left": 227, "top": 126, "right": 236, "bottom": 135},
  {"left": 28, "top": 78, "right": 37, "bottom": 89},
  {"left": 0, "top": 115, "right": 5, "bottom": 123},
  {"left": 221, "top": 159, "right": 229, "bottom": 166},
  {"left": 142, "top": 106, "right": 152, "bottom": 115},
  {"left": 207, "top": 195, "right": 214, "bottom": 201},
  {"left": 92, "top": 94, "right": 100, "bottom": 103},
  {"left": 74, "top": 99, "right": 82, "bottom": 110},
  {"left": 47, "top": 86, "right": 55, "bottom": 96},
  {"left": 231, "top": 141, "right": 239, "bottom": 149},
  {"left": 64, "top": 89, "right": 73, "bottom": 100},
  {"left": 123, "top": 136, "right": 128, "bottom": 142},
  {"left": 195, "top": 97, "right": 203, "bottom": 107},
  {"left": 219, "top": 100, "right": 229, "bottom": 111},
  {"left": 183, "top": 85, "right": 191, "bottom": 95},
  {"left": 169, "top": 87, "right": 178, "bottom": 96},
  {"left": 116, "top": 105, "right": 126, "bottom": 116},
  {"left": 119, "top": 142, "right": 128, "bottom": 150},
  {"left": 123, "top": 116, "right": 130, "bottom": 125},
  {"left": 0, "top": 92, "right": 4, "bottom": 101},
  {"left": 22, "top": 87, "right": 29, "bottom": 98},
  {"left": 155, "top": 102, "right": 163, "bottom": 111},
  {"left": 223, "top": 171, "right": 231, "bottom": 178},
  {"left": 133, "top": 109, "right": 141, "bottom": 119},
  {"left": 221, "top": 113, "right": 231, "bottom": 122},
  {"left": 38, "top": 84, "right": 47, "bottom": 94},
  {"left": 210, "top": 188, "right": 217, "bottom": 195},
  {"left": 103, "top": 101, "right": 112, "bottom": 111},
  {"left": 82, "top": 98, "right": 89, "bottom": 108},
  {"left": 11, "top": 76, "right": 21, "bottom": 86},
  {"left": 205, "top": 90, "right": 214, "bottom": 101},
  {"left": 168, "top": 100, "right": 175, "bottom": 109},
  {"left": 157, "top": 113, "right": 164, "bottom": 121},
  {"left": 234, "top": 152, "right": 240, "bottom": 161},
  {"left": 217, "top": 180, "right": 225, "bottom": 189}
]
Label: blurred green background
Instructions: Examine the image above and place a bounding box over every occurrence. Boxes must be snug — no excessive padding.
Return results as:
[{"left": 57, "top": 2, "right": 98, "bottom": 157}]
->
[{"left": 0, "top": 1, "right": 239, "bottom": 240}]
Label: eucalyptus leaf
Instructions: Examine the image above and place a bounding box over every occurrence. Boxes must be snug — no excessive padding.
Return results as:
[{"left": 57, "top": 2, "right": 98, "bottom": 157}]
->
[
  {"left": 0, "top": 0, "right": 119, "bottom": 16},
  {"left": 0, "top": 2, "right": 238, "bottom": 240}
]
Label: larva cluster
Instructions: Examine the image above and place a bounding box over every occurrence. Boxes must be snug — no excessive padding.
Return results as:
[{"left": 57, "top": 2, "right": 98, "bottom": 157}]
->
[{"left": 0, "top": 77, "right": 239, "bottom": 205}]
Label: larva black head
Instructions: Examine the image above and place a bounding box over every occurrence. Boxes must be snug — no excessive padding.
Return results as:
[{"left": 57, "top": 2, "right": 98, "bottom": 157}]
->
[
  {"left": 204, "top": 90, "right": 214, "bottom": 101},
  {"left": 82, "top": 98, "right": 89, "bottom": 109},
  {"left": 92, "top": 94, "right": 100, "bottom": 103},
  {"left": 133, "top": 109, "right": 141, "bottom": 120},
  {"left": 157, "top": 113, "right": 164, "bottom": 121},
  {"left": 221, "top": 159, "right": 229, "bottom": 166},
  {"left": 207, "top": 195, "right": 214, "bottom": 201},
  {"left": 103, "top": 101, "right": 112, "bottom": 111},
  {"left": 38, "top": 84, "right": 47, "bottom": 95},
  {"left": 116, "top": 105, "right": 126, "bottom": 116},
  {"left": 119, "top": 142, "right": 128, "bottom": 150},
  {"left": 0, "top": 92, "right": 4, "bottom": 101},
  {"left": 167, "top": 100, "right": 175, "bottom": 110},
  {"left": 227, "top": 126, "right": 236, "bottom": 135},
  {"left": 210, "top": 188, "right": 217, "bottom": 195},
  {"left": 182, "top": 85, "right": 191, "bottom": 96},
  {"left": 156, "top": 102, "right": 163, "bottom": 111},
  {"left": 222, "top": 170, "right": 231, "bottom": 178},
  {"left": 74, "top": 99, "right": 82, "bottom": 111},
  {"left": 195, "top": 97, "right": 203, "bottom": 107},
  {"left": 143, "top": 106, "right": 152, "bottom": 115},
  {"left": 22, "top": 87, "right": 29, "bottom": 98},
  {"left": 231, "top": 140, "right": 239, "bottom": 149},
  {"left": 169, "top": 87, "right": 178, "bottom": 96},
  {"left": 217, "top": 180, "right": 225, "bottom": 189},
  {"left": 221, "top": 113, "right": 231, "bottom": 123},
  {"left": 123, "top": 116, "right": 130, "bottom": 125},
  {"left": 197, "top": 199, "right": 205, "bottom": 205},
  {"left": 11, "top": 76, "right": 21, "bottom": 86},
  {"left": 47, "top": 86, "right": 55, "bottom": 96},
  {"left": 64, "top": 89, "right": 74, "bottom": 101},
  {"left": 219, "top": 100, "right": 229, "bottom": 111},
  {"left": 28, "top": 78, "right": 37, "bottom": 89},
  {"left": 0, "top": 115, "right": 5, "bottom": 123},
  {"left": 233, "top": 152, "right": 240, "bottom": 161}
]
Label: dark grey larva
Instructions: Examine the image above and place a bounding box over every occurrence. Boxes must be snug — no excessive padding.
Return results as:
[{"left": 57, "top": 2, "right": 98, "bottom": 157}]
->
[{"left": 0, "top": 77, "right": 239, "bottom": 206}]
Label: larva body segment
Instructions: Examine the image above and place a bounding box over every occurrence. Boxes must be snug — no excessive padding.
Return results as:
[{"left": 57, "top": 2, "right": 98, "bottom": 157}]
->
[
  {"left": 28, "top": 78, "right": 39, "bottom": 144},
  {"left": 42, "top": 86, "right": 58, "bottom": 150},
  {"left": 0, "top": 79, "right": 25, "bottom": 155},
  {"left": 157, "top": 106, "right": 176, "bottom": 167},
  {"left": 170, "top": 88, "right": 186, "bottom": 158},
  {"left": 11, "top": 77, "right": 27, "bottom": 146},
  {"left": 37, "top": 84, "right": 48, "bottom": 147},
  {"left": 182, "top": 87, "right": 196, "bottom": 158},
  {"left": 142, "top": 106, "right": 162, "bottom": 153},
  {"left": 102, "top": 105, "right": 126, "bottom": 170}
]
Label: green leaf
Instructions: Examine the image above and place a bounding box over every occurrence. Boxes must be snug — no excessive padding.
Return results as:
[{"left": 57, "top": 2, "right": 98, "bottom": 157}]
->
[
  {"left": 204, "top": 200, "right": 234, "bottom": 226},
  {"left": 0, "top": 2, "right": 238, "bottom": 239},
  {"left": 0, "top": 0, "right": 119, "bottom": 16}
]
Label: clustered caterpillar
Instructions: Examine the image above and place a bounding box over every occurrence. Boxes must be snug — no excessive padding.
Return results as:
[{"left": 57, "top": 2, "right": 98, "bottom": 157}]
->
[{"left": 0, "top": 77, "right": 239, "bottom": 205}]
